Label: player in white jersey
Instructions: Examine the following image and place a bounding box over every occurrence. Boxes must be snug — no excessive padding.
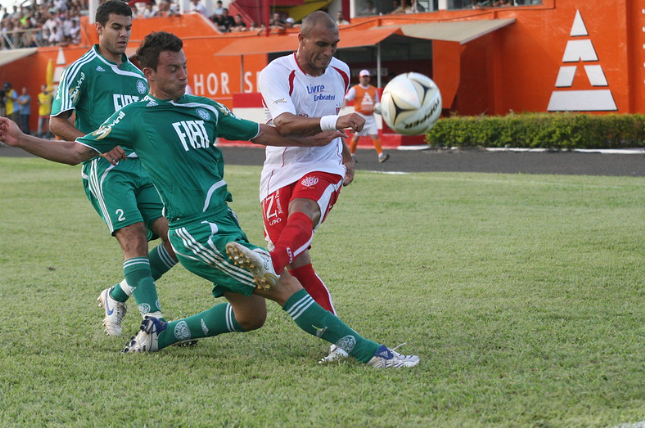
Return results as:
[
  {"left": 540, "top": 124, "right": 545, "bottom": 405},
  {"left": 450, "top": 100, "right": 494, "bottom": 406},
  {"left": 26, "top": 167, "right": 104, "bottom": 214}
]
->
[{"left": 258, "top": 11, "right": 368, "bottom": 363}]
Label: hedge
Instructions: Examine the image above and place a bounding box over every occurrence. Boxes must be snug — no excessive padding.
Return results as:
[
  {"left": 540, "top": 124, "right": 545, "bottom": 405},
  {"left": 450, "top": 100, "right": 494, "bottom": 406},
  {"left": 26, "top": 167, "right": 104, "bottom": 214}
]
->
[{"left": 425, "top": 113, "right": 645, "bottom": 149}]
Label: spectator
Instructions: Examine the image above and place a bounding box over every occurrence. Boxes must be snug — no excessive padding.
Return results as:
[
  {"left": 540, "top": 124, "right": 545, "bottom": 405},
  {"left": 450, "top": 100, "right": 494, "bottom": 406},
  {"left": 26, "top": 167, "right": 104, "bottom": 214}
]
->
[
  {"left": 61, "top": 13, "right": 74, "bottom": 43},
  {"left": 269, "top": 12, "right": 285, "bottom": 30},
  {"left": 43, "top": 11, "right": 60, "bottom": 42},
  {"left": 248, "top": 21, "right": 264, "bottom": 33},
  {"left": 130, "top": 4, "right": 140, "bottom": 19},
  {"left": 69, "top": 18, "right": 80, "bottom": 44},
  {"left": 391, "top": 0, "right": 412, "bottom": 13},
  {"left": 54, "top": 0, "right": 68, "bottom": 13},
  {"left": 0, "top": 85, "right": 5, "bottom": 117},
  {"left": 230, "top": 13, "right": 247, "bottom": 31},
  {"left": 8, "top": 5, "right": 18, "bottom": 20},
  {"left": 141, "top": 3, "right": 155, "bottom": 18},
  {"left": 216, "top": 8, "right": 235, "bottom": 32},
  {"left": 188, "top": 0, "right": 208, "bottom": 17},
  {"left": 2, "top": 19, "right": 15, "bottom": 48},
  {"left": 37, "top": 84, "right": 52, "bottom": 138},
  {"left": 335, "top": 10, "right": 349, "bottom": 25},
  {"left": 4, "top": 82, "right": 18, "bottom": 123},
  {"left": 409, "top": 0, "right": 426, "bottom": 12},
  {"left": 153, "top": 1, "right": 176, "bottom": 17},
  {"left": 284, "top": 16, "right": 296, "bottom": 28},
  {"left": 17, "top": 86, "right": 31, "bottom": 134},
  {"left": 358, "top": 0, "right": 378, "bottom": 15},
  {"left": 212, "top": 0, "right": 224, "bottom": 17}
]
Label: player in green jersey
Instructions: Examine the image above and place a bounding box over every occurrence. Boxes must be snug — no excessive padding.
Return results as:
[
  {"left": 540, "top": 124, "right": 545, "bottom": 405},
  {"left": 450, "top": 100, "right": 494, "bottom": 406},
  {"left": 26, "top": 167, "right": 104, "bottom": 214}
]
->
[
  {"left": 0, "top": 32, "right": 419, "bottom": 368},
  {"left": 50, "top": 0, "right": 177, "bottom": 336}
]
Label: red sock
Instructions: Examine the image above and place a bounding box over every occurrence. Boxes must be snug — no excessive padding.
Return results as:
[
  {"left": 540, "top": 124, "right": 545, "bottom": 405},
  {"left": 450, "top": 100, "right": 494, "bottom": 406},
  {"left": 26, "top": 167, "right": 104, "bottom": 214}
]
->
[
  {"left": 270, "top": 212, "right": 314, "bottom": 273},
  {"left": 290, "top": 263, "right": 336, "bottom": 314}
]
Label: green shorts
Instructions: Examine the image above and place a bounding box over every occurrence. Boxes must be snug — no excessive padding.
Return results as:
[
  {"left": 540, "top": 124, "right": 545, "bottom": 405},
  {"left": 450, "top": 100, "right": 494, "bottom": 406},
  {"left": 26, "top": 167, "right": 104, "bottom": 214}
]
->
[
  {"left": 168, "top": 207, "right": 265, "bottom": 298},
  {"left": 82, "top": 156, "right": 164, "bottom": 238}
]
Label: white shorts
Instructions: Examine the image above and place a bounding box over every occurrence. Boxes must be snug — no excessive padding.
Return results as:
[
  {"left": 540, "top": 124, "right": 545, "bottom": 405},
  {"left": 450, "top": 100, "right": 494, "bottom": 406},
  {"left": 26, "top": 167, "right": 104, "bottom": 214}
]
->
[{"left": 354, "top": 113, "right": 378, "bottom": 137}]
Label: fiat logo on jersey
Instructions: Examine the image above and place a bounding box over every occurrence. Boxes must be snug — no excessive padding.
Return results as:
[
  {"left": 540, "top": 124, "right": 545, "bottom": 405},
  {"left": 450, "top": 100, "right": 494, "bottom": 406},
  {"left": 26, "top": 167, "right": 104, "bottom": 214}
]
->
[{"left": 301, "top": 176, "right": 319, "bottom": 187}]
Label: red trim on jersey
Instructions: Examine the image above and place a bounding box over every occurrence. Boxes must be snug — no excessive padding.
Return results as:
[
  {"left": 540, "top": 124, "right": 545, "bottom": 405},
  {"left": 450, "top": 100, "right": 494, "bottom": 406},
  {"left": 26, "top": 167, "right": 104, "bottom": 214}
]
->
[
  {"left": 288, "top": 70, "right": 296, "bottom": 97},
  {"left": 332, "top": 66, "right": 350, "bottom": 92},
  {"left": 292, "top": 52, "right": 307, "bottom": 75}
]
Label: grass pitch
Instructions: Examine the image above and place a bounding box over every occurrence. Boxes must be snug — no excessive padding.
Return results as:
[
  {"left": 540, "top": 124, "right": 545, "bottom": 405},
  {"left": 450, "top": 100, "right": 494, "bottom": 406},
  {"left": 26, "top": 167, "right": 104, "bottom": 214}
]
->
[{"left": 1, "top": 157, "right": 645, "bottom": 427}]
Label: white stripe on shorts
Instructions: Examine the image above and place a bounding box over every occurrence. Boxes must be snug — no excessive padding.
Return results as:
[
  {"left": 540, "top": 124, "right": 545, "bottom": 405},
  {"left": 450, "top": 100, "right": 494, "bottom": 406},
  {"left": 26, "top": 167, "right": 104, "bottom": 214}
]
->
[{"left": 175, "top": 227, "right": 255, "bottom": 287}]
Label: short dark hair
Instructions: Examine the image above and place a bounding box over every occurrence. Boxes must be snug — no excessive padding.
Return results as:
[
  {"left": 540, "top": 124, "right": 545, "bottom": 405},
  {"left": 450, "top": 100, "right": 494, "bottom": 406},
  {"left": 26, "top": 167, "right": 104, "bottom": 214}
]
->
[
  {"left": 96, "top": 0, "right": 132, "bottom": 26},
  {"left": 136, "top": 31, "right": 183, "bottom": 70},
  {"left": 300, "top": 11, "right": 336, "bottom": 38}
]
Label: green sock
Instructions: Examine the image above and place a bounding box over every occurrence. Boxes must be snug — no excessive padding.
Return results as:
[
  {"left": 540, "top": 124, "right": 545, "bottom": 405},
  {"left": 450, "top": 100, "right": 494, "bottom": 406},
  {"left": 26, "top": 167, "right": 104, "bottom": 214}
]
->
[
  {"left": 110, "top": 244, "right": 177, "bottom": 303},
  {"left": 109, "top": 280, "right": 130, "bottom": 302},
  {"left": 123, "top": 257, "right": 163, "bottom": 318},
  {"left": 157, "top": 303, "right": 243, "bottom": 349},
  {"left": 148, "top": 243, "right": 177, "bottom": 280},
  {"left": 283, "top": 289, "right": 379, "bottom": 363}
]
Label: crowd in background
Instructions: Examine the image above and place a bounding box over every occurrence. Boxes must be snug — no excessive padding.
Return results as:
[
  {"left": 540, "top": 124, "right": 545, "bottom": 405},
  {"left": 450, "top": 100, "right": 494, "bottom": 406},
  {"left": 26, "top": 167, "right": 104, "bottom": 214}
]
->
[
  {"left": 0, "top": 0, "right": 535, "bottom": 50},
  {"left": 1, "top": 0, "right": 86, "bottom": 49}
]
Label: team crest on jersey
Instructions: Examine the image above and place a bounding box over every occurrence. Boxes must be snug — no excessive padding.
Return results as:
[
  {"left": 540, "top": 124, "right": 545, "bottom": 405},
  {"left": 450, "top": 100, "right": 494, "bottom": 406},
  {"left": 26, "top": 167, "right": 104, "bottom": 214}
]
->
[
  {"left": 301, "top": 176, "right": 319, "bottom": 187},
  {"left": 136, "top": 80, "right": 147, "bottom": 94},
  {"left": 196, "top": 108, "right": 211, "bottom": 121},
  {"left": 96, "top": 65, "right": 105, "bottom": 72}
]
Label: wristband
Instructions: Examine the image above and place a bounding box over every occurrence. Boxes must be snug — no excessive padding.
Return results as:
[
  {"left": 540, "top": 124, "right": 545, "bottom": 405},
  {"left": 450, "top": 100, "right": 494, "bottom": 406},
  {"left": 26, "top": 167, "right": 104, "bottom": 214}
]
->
[{"left": 320, "top": 115, "right": 339, "bottom": 132}]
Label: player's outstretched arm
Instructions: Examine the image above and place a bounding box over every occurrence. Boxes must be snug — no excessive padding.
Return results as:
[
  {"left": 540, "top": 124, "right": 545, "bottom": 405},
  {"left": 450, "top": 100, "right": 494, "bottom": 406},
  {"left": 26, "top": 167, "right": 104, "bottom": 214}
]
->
[
  {"left": 253, "top": 123, "right": 345, "bottom": 147},
  {"left": 273, "top": 112, "right": 365, "bottom": 136},
  {"left": 0, "top": 117, "right": 99, "bottom": 166}
]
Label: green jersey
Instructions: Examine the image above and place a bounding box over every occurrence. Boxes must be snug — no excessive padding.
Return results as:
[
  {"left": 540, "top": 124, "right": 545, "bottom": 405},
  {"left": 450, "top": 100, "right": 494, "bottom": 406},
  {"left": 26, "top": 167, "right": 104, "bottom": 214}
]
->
[
  {"left": 52, "top": 45, "right": 148, "bottom": 156},
  {"left": 77, "top": 94, "right": 260, "bottom": 222}
]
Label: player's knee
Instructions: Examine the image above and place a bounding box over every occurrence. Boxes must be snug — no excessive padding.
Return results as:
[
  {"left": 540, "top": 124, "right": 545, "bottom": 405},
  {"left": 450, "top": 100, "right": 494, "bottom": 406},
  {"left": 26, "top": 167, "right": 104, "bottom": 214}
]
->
[
  {"left": 237, "top": 313, "right": 266, "bottom": 331},
  {"left": 115, "top": 222, "right": 149, "bottom": 256}
]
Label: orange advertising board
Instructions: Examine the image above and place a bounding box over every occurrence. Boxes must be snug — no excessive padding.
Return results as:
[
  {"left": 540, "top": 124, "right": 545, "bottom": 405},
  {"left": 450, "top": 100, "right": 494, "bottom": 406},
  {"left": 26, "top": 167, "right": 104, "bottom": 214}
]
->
[{"left": 4, "top": 2, "right": 643, "bottom": 134}]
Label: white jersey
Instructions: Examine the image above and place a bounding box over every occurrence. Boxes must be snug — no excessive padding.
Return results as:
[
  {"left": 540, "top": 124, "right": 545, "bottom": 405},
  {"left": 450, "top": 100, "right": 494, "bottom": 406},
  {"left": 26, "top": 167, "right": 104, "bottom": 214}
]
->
[{"left": 258, "top": 53, "right": 350, "bottom": 200}]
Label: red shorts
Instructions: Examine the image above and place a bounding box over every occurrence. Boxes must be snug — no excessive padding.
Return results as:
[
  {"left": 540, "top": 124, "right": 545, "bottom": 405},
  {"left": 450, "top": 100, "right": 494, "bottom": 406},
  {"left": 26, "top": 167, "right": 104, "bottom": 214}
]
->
[{"left": 261, "top": 171, "right": 343, "bottom": 249}]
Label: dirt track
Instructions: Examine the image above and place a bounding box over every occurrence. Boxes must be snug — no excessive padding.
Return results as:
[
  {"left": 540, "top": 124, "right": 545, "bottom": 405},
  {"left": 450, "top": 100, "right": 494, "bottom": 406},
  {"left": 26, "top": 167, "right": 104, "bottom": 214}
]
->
[
  {"left": 217, "top": 145, "right": 645, "bottom": 177},
  {"left": 2, "top": 144, "right": 644, "bottom": 177}
]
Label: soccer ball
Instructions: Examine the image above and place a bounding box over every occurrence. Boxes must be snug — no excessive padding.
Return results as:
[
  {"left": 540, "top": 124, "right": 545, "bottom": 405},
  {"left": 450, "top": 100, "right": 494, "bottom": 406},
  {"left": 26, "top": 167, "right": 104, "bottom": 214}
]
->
[{"left": 380, "top": 72, "right": 442, "bottom": 135}]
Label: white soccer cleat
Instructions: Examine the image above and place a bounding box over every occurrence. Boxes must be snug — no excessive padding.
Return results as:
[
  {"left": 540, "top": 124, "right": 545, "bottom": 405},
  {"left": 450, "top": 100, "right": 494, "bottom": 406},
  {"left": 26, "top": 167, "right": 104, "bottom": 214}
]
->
[
  {"left": 367, "top": 344, "right": 420, "bottom": 368},
  {"left": 122, "top": 315, "right": 167, "bottom": 353},
  {"left": 97, "top": 287, "right": 127, "bottom": 336},
  {"left": 378, "top": 153, "right": 390, "bottom": 163},
  {"left": 319, "top": 344, "right": 349, "bottom": 364},
  {"left": 225, "top": 242, "right": 279, "bottom": 290}
]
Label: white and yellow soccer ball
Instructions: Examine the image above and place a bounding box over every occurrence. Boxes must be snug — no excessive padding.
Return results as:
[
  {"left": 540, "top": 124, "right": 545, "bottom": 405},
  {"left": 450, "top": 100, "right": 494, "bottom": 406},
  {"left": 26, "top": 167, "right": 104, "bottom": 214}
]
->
[{"left": 380, "top": 72, "right": 442, "bottom": 135}]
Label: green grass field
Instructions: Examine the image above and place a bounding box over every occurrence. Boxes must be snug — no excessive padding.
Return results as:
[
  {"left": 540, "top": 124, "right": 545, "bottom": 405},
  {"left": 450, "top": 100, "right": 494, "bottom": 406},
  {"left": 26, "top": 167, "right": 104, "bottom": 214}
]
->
[{"left": 2, "top": 157, "right": 645, "bottom": 427}]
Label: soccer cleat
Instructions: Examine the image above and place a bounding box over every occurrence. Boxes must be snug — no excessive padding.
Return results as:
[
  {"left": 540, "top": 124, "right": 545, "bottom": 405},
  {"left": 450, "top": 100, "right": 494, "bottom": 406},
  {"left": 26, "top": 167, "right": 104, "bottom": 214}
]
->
[
  {"left": 319, "top": 344, "right": 349, "bottom": 364},
  {"left": 367, "top": 343, "right": 420, "bottom": 368},
  {"left": 122, "top": 315, "right": 167, "bottom": 353},
  {"left": 225, "top": 242, "right": 279, "bottom": 290},
  {"left": 351, "top": 154, "right": 358, "bottom": 163},
  {"left": 378, "top": 153, "right": 390, "bottom": 163},
  {"left": 97, "top": 287, "right": 127, "bottom": 336}
]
